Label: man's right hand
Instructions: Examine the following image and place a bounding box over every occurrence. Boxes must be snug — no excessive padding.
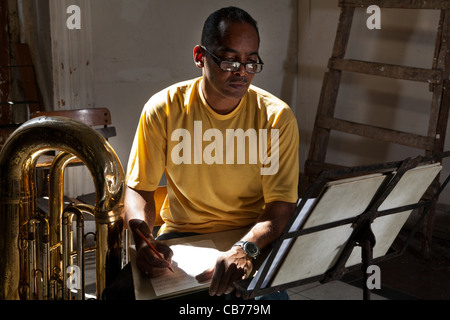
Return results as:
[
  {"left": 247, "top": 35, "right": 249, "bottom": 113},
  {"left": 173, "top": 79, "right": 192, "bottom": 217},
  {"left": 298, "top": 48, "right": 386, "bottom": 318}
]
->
[
  {"left": 135, "top": 239, "right": 173, "bottom": 278},
  {"left": 129, "top": 219, "right": 173, "bottom": 278}
]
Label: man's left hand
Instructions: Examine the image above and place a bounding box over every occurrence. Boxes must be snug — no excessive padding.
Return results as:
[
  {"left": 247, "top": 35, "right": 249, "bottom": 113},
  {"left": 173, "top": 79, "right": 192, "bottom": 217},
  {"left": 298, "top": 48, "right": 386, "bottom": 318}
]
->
[{"left": 195, "top": 246, "right": 253, "bottom": 297}]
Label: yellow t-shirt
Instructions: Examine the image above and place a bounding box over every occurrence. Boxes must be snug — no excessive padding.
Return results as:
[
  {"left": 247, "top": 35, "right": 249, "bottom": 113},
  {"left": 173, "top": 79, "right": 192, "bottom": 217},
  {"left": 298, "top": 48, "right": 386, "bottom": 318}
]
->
[{"left": 126, "top": 77, "right": 299, "bottom": 235}]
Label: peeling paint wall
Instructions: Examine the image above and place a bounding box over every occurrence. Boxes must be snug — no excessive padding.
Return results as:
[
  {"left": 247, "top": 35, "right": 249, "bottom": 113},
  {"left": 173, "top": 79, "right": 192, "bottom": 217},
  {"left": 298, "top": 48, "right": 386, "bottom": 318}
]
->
[{"left": 19, "top": 0, "right": 53, "bottom": 110}]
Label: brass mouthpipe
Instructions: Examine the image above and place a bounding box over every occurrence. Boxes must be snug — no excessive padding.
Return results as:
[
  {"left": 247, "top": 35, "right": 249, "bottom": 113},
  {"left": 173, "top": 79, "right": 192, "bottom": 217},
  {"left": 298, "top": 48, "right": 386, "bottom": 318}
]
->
[
  {"left": 27, "top": 215, "right": 49, "bottom": 300},
  {"left": 48, "top": 152, "right": 76, "bottom": 278},
  {"left": 62, "top": 205, "right": 85, "bottom": 300},
  {"left": 0, "top": 116, "right": 125, "bottom": 300}
]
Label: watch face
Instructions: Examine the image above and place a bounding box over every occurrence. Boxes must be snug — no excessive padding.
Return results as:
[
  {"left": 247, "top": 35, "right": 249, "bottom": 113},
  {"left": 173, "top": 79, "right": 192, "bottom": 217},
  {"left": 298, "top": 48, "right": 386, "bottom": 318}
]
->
[{"left": 244, "top": 242, "right": 259, "bottom": 256}]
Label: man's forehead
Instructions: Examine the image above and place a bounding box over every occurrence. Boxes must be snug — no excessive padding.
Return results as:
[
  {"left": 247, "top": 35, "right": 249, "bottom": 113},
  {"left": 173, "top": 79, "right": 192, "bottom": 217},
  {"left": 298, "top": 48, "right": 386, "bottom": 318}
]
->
[
  {"left": 215, "top": 46, "right": 259, "bottom": 57},
  {"left": 217, "top": 20, "right": 258, "bottom": 37},
  {"left": 214, "top": 21, "right": 259, "bottom": 53}
]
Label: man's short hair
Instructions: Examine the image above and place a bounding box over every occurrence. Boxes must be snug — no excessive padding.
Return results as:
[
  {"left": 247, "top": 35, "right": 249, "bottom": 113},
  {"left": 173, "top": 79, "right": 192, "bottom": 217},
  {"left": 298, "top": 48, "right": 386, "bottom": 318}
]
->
[{"left": 201, "top": 6, "right": 260, "bottom": 49}]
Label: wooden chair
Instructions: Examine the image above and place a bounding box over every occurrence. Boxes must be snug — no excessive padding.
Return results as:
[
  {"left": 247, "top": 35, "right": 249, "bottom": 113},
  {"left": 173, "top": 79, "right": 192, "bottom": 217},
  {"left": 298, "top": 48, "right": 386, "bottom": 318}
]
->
[
  {"left": 154, "top": 186, "right": 167, "bottom": 227},
  {"left": 31, "top": 108, "right": 116, "bottom": 140}
]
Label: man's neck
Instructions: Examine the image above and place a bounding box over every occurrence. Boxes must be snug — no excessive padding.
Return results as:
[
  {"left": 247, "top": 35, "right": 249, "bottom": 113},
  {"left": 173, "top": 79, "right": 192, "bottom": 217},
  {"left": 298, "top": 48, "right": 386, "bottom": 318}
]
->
[
  {"left": 207, "top": 98, "right": 241, "bottom": 115},
  {"left": 201, "top": 82, "right": 241, "bottom": 115}
]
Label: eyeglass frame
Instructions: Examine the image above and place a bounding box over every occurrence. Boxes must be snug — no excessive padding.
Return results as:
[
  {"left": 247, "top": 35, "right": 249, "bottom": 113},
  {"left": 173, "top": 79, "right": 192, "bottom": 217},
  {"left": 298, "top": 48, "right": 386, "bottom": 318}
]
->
[{"left": 200, "top": 46, "right": 264, "bottom": 74}]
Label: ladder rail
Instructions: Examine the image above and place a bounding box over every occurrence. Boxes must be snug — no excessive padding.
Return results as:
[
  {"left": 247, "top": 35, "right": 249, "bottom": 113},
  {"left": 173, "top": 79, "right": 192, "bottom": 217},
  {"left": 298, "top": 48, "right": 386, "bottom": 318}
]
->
[{"left": 307, "top": 3, "right": 450, "bottom": 179}]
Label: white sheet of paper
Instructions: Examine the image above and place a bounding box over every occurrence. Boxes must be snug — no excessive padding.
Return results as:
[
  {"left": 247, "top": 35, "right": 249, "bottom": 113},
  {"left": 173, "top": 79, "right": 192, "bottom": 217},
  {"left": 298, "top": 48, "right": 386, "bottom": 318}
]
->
[{"left": 149, "top": 239, "right": 222, "bottom": 296}]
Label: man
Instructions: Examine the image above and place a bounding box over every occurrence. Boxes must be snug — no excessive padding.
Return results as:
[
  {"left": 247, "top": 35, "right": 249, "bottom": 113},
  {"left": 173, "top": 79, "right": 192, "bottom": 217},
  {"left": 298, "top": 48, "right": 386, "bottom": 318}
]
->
[{"left": 124, "top": 6, "right": 299, "bottom": 298}]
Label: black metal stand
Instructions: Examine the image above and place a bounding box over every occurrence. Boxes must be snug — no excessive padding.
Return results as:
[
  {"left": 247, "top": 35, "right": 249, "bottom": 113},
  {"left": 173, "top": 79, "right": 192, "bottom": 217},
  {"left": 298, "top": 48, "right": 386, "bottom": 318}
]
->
[{"left": 236, "top": 152, "right": 450, "bottom": 300}]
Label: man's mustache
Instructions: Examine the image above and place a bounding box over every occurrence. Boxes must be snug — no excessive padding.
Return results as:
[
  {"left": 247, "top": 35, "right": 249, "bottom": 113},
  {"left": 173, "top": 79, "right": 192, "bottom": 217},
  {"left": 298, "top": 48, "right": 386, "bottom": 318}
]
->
[{"left": 229, "top": 77, "right": 249, "bottom": 84}]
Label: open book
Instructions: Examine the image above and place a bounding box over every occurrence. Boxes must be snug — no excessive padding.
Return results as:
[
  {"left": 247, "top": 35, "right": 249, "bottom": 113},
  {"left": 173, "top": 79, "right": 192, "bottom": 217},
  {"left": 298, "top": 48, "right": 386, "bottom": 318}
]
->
[{"left": 130, "top": 239, "right": 222, "bottom": 299}]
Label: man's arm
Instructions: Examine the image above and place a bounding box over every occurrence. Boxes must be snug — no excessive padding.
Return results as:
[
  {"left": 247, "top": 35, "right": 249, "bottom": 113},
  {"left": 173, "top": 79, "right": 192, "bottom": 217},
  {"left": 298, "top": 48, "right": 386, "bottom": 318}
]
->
[
  {"left": 124, "top": 186, "right": 173, "bottom": 277},
  {"left": 124, "top": 186, "right": 156, "bottom": 231},
  {"left": 240, "top": 201, "right": 296, "bottom": 250},
  {"left": 196, "top": 201, "right": 296, "bottom": 296}
]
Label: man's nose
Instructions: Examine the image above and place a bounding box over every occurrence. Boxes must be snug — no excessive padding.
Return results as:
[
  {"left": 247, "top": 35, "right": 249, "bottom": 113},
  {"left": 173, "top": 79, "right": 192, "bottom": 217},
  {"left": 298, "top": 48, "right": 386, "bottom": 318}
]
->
[{"left": 234, "top": 64, "right": 248, "bottom": 76}]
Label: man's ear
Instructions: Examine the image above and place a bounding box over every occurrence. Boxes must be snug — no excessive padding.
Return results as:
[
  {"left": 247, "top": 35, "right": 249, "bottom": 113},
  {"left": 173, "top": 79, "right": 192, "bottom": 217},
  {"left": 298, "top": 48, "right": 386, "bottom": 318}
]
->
[{"left": 193, "top": 45, "right": 204, "bottom": 68}]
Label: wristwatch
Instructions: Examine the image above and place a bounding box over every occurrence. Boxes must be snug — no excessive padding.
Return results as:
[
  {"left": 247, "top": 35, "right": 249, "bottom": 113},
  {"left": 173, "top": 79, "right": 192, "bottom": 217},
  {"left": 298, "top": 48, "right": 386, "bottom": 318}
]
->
[{"left": 233, "top": 241, "right": 260, "bottom": 259}]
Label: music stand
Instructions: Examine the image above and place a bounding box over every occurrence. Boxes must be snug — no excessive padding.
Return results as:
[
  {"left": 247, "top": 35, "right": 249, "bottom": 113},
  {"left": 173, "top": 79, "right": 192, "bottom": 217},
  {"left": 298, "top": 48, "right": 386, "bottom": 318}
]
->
[{"left": 236, "top": 153, "right": 450, "bottom": 300}]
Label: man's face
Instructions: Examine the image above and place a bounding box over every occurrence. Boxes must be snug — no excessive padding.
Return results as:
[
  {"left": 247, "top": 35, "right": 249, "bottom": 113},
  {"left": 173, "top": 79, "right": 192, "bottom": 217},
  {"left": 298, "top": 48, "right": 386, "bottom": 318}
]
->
[{"left": 201, "top": 21, "right": 260, "bottom": 108}]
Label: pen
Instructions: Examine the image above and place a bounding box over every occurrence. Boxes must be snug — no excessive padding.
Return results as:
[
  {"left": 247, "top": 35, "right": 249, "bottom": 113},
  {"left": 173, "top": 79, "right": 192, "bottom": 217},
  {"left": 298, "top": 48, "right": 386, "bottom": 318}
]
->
[{"left": 136, "top": 229, "right": 175, "bottom": 273}]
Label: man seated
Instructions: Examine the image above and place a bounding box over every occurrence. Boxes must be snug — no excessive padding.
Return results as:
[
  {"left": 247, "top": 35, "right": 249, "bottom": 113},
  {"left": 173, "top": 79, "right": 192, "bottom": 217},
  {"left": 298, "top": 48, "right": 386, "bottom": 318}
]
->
[{"left": 124, "top": 6, "right": 299, "bottom": 298}]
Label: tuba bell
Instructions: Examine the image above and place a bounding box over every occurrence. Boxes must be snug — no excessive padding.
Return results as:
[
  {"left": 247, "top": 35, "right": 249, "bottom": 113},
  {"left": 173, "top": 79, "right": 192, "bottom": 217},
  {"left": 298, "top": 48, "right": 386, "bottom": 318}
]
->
[{"left": 0, "top": 116, "right": 125, "bottom": 300}]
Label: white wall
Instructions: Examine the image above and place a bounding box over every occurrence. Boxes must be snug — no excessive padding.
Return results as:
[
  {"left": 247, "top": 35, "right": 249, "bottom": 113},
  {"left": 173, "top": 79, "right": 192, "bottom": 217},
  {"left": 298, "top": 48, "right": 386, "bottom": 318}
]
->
[{"left": 89, "top": 0, "right": 298, "bottom": 174}]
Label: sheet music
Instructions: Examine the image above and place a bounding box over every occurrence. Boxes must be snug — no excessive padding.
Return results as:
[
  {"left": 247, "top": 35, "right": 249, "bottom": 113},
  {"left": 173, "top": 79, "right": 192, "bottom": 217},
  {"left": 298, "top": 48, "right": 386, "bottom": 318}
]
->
[
  {"left": 248, "top": 198, "right": 316, "bottom": 290},
  {"left": 133, "top": 239, "right": 222, "bottom": 297},
  {"left": 151, "top": 240, "right": 222, "bottom": 296}
]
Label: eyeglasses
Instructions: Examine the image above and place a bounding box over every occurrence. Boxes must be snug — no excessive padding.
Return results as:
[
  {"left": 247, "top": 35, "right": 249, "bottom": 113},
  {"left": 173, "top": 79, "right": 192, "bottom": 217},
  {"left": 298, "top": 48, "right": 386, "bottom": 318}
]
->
[{"left": 201, "top": 46, "right": 264, "bottom": 74}]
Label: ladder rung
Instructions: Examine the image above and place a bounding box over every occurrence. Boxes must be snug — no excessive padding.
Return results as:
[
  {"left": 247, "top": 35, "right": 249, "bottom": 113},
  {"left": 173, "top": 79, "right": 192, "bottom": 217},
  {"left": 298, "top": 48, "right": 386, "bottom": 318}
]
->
[
  {"left": 317, "top": 116, "right": 435, "bottom": 151},
  {"left": 340, "top": 0, "right": 450, "bottom": 10},
  {"left": 329, "top": 58, "right": 442, "bottom": 84}
]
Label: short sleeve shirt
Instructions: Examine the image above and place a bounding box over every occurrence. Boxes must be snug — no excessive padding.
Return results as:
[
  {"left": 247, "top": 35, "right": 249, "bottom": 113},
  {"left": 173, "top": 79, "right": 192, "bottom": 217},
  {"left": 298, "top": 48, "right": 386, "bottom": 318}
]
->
[{"left": 126, "top": 77, "right": 299, "bottom": 234}]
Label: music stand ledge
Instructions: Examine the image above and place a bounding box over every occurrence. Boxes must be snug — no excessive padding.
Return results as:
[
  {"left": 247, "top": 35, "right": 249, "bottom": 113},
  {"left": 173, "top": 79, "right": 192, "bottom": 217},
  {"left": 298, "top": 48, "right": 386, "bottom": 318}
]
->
[{"left": 236, "top": 152, "right": 450, "bottom": 300}]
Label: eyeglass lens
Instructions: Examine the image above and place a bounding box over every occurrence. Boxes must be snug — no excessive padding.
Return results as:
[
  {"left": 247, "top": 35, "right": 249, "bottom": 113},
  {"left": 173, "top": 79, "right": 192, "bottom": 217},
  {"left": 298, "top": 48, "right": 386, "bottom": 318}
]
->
[
  {"left": 221, "top": 61, "right": 262, "bottom": 73},
  {"left": 202, "top": 46, "right": 263, "bottom": 74}
]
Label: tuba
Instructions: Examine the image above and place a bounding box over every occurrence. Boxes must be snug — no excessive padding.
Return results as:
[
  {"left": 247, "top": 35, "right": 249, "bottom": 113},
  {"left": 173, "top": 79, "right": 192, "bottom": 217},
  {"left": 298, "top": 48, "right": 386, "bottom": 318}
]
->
[{"left": 0, "top": 116, "right": 125, "bottom": 300}]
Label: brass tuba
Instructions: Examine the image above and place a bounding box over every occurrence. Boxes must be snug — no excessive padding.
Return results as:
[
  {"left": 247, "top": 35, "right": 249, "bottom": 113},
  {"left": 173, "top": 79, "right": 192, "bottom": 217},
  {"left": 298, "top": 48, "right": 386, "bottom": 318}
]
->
[{"left": 0, "top": 116, "right": 125, "bottom": 300}]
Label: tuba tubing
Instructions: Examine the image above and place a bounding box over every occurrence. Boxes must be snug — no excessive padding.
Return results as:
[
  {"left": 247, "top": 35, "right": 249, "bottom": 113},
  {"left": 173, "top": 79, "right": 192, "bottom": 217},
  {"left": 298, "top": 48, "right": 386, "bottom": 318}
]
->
[
  {"left": 0, "top": 116, "right": 125, "bottom": 300},
  {"left": 62, "top": 205, "right": 85, "bottom": 300}
]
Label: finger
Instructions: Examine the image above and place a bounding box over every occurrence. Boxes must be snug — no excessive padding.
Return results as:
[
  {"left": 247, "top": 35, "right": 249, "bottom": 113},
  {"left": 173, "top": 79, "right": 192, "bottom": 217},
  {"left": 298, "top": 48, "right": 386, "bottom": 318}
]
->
[
  {"left": 144, "top": 246, "right": 171, "bottom": 268},
  {"left": 141, "top": 265, "right": 168, "bottom": 278},
  {"left": 223, "top": 266, "right": 246, "bottom": 296},
  {"left": 224, "top": 286, "right": 235, "bottom": 295},
  {"left": 154, "top": 242, "right": 174, "bottom": 261},
  {"left": 215, "top": 263, "right": 237, "bottom": 296},
  {"left": 226, "top": 262, "right": 249, "bottom": 296},
  {"left": 195, "top": 266, "right": 214, "bottom": 283},
  {"left": 244, "top": 260, "right": 253, "bottom": 278},
  {"left": 136, "top": 246, "right": 170, "bottom": 277},
  {"left": 208, "top": 260, "right": 225, "bottom": 296}
]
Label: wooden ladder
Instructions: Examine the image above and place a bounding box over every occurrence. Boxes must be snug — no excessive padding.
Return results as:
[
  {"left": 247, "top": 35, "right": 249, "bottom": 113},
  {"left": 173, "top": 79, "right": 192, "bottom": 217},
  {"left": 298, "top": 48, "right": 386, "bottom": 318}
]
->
[{"left": 304, "top": 0, "right": 450, "bottom": 257}]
